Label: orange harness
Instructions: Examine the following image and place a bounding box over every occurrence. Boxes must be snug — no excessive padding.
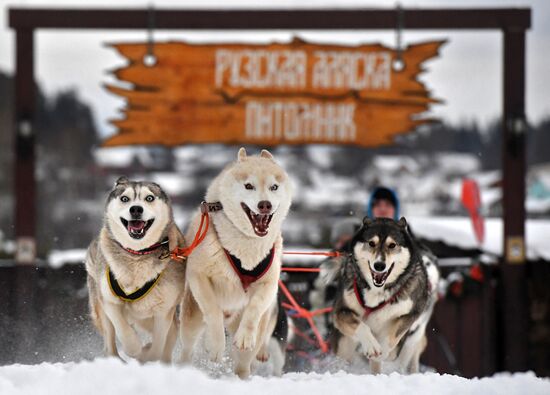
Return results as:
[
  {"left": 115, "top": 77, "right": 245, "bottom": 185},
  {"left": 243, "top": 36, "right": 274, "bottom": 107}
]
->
[
  {"left": 169, "top": 201, "right": 342, "bottom": 263},
  {"left": 169, "top": 201, "right": 340, "bottom": 353},
  {"left": 170, "top": 201, "right": 218, "bottom": 261}
]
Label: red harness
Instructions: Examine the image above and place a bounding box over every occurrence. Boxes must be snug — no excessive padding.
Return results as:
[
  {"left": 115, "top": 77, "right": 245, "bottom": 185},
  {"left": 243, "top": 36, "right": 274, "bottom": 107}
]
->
[
  {"left": 120, "top": 238, "right": 169, "bottom": 256},
  {"left": 224, "top": 246, "right": 275, "bottom": 291},
  {"left": 353, "top": 276, "right": 404, "bottom": 319}
]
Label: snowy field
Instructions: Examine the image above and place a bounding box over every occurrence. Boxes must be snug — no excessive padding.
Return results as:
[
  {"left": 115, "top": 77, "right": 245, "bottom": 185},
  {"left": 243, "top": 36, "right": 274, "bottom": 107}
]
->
[{"left": 0, "top": 359, "right": 548, "bottom": 395}]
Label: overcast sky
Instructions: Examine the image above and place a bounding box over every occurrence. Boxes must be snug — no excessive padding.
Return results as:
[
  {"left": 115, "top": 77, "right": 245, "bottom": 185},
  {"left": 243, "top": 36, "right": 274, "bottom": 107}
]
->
[{"left": 1, "top": 0, "right": 548, "bottom": 138}]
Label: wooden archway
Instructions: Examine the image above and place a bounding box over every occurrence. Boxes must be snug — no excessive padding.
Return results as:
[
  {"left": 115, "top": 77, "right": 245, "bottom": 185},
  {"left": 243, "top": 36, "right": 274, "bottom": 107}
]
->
[{"left": 8, "top": 7, "right": 530, "bottom": 372}]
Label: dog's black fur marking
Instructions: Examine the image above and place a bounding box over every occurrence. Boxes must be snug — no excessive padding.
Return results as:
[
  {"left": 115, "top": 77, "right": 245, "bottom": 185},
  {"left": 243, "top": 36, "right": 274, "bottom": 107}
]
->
[{"left": 273, "top": 292, "right": 288, "bottom": 344}]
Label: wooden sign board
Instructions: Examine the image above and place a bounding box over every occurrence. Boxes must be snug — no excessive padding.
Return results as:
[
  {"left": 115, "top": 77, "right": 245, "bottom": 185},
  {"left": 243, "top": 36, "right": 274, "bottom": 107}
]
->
[{"left": 103, "top": 38, "right": 444, "bottom": 147}]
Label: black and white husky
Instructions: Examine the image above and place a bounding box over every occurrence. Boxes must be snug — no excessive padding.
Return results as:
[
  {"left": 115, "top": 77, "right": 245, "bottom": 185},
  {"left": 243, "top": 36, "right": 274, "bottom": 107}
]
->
[{"left": 330, "top": 217, "right": 439, "bottom": 374}]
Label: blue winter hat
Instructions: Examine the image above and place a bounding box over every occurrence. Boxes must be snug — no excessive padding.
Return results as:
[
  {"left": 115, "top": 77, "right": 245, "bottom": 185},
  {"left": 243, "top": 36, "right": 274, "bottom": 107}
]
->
[{"left": 366, "top": 187, "right": 400, "bottom": 221}]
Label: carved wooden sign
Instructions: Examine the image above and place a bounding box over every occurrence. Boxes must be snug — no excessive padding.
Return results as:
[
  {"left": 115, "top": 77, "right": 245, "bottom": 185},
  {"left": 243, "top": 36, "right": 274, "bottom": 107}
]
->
[{"left": 103, "top": 39, "right": 444, "bottom": 147}]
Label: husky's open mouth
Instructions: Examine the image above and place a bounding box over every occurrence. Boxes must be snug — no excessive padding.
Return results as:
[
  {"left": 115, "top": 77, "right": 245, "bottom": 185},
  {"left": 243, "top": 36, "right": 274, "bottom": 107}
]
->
[
  {"left": 120, "top": 218, "right": 154, "bottom": 239},
  {"left": 370, "top": 263, "right": 395, "bottom": 287},
  {"left": 241, "top": 203, "right": 273, "bottom": 237}
]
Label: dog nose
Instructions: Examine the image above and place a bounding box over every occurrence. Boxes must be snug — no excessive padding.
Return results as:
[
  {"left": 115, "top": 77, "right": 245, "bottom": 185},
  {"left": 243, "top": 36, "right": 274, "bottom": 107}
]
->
[
  {"left": 129, "top": 205, "right": 143, "bottom": 217},
  {"left": 373, "top": 262, "right": 386, "bottom": 272},
  {"left": 257, "top": 200, "right": 272, "bottom": 214}
]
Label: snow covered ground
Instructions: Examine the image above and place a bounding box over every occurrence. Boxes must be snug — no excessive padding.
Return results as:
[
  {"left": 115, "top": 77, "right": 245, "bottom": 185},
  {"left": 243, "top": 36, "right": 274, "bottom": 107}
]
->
[{"left": 0, "top": 359, "right": 548, "bottom": 395}]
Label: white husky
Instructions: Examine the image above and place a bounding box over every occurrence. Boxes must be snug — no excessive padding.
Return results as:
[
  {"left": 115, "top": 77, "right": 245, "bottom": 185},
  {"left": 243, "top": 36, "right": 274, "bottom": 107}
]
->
[{"left": 179, "top": 148, "right": 292, "bottom": 378}]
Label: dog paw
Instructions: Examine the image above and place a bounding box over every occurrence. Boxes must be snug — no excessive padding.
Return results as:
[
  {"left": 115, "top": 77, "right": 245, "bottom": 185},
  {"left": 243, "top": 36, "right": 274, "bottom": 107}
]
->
[
  {"left": 123, "top": 342, "right": 143, "bottom": 359},
  {"left": 139, "top": 343, "right": 161, "bottom": 362},
  {"left": 204, "top": 325, "right": 225, "bottom": 363},
  {"left": 142, "top": 342, "right": 152, "bottom": 353},
  {"left": 235, "top": 366, "right": 251, "bottom": 380},
  {"left": 178, "top": 348, "right": 193, "bottom": 364},
  {"left": 208, "top": 348, "right": 224, "bottom": 363},
  {"left": 206, "top": 339, "right": 225, "bottom": 363},
  {"left": 256, "top": 349, "right": 270, "bottom": 362},
  {"left": 369, "top": 351, "right": 388, "bottom": 362},
  {"left": 205, "top": 335, "right": 225, "bottom": 363},
  {"left": 361, "top": 338, "right": 382, "bottom": 359},
  {"left": 233, "top": 329, "right": 256, "bottom": 351}
]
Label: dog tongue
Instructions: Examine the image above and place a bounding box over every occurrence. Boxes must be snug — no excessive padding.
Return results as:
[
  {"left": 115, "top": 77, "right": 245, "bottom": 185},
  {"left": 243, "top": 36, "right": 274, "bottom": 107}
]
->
[
  {"left": 128, "top": 220, "right": 145, "bottom": 231},
  {"left": 249, "top": 214, "right": 269, "bottom": 236},
  {"left": 373, "top": 272, "right": 386, "bottom": 285},
  {"left": 255, "top": 214, "right": 270, "bottom": 231}
]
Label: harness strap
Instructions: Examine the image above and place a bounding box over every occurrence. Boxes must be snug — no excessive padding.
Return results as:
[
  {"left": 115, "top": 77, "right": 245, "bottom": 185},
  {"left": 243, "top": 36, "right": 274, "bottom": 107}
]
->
[
  {"left": 107, "top": 266, "right": 163, "bottom": 302},
  {"left": 353, "top": 276, "right": 403, "bottom": 319},
  {"left": 171, "top": 201, "right": 220, "bottom": 261},
  {"left": 120, "top": 237, "right": 169, "bottom": 256},
  {"left": 283, "top": 251, "right": 342, "bottom": 258},
  {"left": 224, "top": 246, "right": 275, "bottom": 291}
]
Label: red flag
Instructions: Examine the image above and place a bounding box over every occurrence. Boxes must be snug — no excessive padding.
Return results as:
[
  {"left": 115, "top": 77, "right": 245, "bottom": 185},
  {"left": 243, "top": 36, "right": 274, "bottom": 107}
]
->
[{"left": 461, "top": 179, "right": 485, "bottom": 245}]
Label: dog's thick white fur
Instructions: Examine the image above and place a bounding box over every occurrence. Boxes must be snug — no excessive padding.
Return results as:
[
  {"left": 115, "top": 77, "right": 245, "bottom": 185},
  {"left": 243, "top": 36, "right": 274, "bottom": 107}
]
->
[
  {"left": 86, "top": 178, "right": 186, "bottom": 362},
  {"left": 179, "top": 148, "right": 292, "bottom": 378}
]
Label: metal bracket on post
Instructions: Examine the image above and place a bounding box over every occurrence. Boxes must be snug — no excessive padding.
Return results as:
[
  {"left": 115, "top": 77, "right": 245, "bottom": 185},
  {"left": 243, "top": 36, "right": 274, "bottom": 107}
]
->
[
  {"left": 16, "top": 237, "right": 36, "bottom": 264},
  {"left": 506, "top": 115, "right": 527, "bottom": 158},
  {"left": 143, "top": 3, "right": 157, "bottom": 67},
  {"left": 18, "top": 119, "right": 33, "bottom": 138},
  {"left": 506, "top": 116, "right": 527, "bottom": 137},
  {"left": 393, "top": 3, "right": 405, "bottom": 71}
]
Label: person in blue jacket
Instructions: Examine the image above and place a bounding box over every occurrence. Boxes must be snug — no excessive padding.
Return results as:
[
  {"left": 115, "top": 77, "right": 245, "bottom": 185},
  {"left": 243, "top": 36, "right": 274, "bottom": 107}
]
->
[
  {"left": 366, "top": 186, "right": 400, "bottom": 221},
  {"left": 366, "top": 185, "right": 438, "bottom": 265}
]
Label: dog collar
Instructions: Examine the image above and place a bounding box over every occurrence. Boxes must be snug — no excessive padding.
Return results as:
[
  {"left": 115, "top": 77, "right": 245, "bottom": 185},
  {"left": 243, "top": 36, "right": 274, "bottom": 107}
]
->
[
  {"left": 201, "top": 201, "right": 223, "bottom": 213},
  {"left": 120, "top": 237, "right": 169, "bottom": 256},
  {"left": 353, "top": 276, "right": 404, "bottom": 319},
  {"left": 224, "top": 246, "right": 275, "bottom": 291},
  {"left": 106, "top": 266, "right": 163, "bottom": 302}
]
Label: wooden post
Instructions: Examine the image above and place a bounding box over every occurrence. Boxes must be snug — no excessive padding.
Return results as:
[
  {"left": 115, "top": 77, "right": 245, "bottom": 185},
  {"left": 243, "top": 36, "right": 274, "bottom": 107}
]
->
[
  {"left": 501, "top": 29, "right": 528, "bottom": 371},
  {"left": 14, "top": 29, "right": 36, "bottom": 264}
]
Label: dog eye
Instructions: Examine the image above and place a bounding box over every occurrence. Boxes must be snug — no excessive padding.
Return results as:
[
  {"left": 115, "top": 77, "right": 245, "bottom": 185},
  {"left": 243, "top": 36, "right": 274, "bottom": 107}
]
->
[
  {"left": 244, "top": 183, "right": 255, "bottom": 190},
  {"left": 120, "top": 196, "right": 130, "bottom": 203},
  {"left": 388, "top": 242, "right": 397, "bottom": 249},
  {"left": 145, "top": 195, "right": 155, "bottom": 202},
  {"left": 368, "top": 241, "right": 376, "bottom": 248},
  {"left": 270, "top": 184, "right": 278, "bottom": 191}
]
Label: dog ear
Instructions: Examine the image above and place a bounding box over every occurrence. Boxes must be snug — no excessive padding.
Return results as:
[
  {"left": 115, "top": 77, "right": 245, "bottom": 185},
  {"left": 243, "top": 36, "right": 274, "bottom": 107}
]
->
[
  {"left": 115, "top": 176, "right": 129, "bottom": 187},
  {"left": 147, "top": 182, "right": 169, "bottom": 201},
  {"left": 397, "top": 217, "right": 408, "bottom": 228},
  {"left": 237, "top": 147, "right": 247, "bottom": 162},
  {"left": 363, "top": 216, "right": 373, "bottom": 226},
  {"left": 260, "top": 149, "right": 274, "bottom": 160}
]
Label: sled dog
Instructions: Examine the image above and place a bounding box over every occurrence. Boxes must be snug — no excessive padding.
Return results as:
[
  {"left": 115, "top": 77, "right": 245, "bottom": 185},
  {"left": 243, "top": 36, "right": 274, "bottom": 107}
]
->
[
  {"left": 330, "top": 217, "right": 439, "bottom": 374},
  {"left": 85, "top": 176, "right": 185, "bottom": 362},
  {"left": 179, "top": 148, "right": 292, "bottom": 378}
]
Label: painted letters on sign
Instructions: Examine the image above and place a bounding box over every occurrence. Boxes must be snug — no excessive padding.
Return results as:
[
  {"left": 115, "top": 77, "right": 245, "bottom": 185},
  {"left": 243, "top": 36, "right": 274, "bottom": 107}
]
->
[{"left": 103, "top": 39, "right": 444, "bottom": 147}]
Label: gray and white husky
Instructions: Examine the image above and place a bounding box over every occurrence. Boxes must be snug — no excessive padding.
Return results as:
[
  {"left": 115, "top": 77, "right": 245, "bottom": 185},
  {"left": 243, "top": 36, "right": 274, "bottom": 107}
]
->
[
  {"left": 330, "top": 217, "right": 439, "bottom": 374},
  {"left": 85, "top": 176, "right": 186, "bottom": 362}
]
